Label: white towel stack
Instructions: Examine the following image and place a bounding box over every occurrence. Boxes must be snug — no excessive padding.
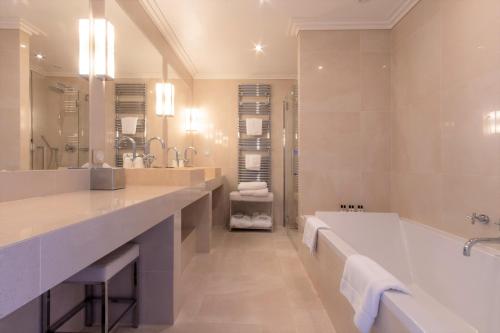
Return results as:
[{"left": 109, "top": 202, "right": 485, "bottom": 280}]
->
[
  {"left": 245, "top": 154, "right": 261, "bottom": 171},
  {"left": 246, "top": 118, "right": 263, "bottom": 136},
  {"left": 230, "top": 213, "right": 252, "bottom": 228},
  {"left": 230, "top": 212, "right": 272, "bottom": 229},
  {"left": 237, "top": 182, "right": 269, "bottom": 197},
  {"left": 340, "top": 255, "right": 410, "bottom": 333},
  {"left": 251, "top": 212, "right": 272, "bottom": 228},
  {"left": 238, "top": 182, "right": 267, "bottom": 190}
]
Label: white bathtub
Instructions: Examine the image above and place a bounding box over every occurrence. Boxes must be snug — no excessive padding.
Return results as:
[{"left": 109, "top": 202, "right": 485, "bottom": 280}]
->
[{"left": 298, "top": 212, "right": 500, "bottom": 333}]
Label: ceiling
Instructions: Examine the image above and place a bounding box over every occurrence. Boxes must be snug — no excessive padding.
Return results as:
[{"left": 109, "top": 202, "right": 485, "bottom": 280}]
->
[
  {"left": 0, "top": 0, "right": 162, "bottom": 78},
  {"left": 143, "top": 0, "right": 420, "bottom": 79},
  {"left": 0, "top": 0, "right": 419, "bottom": 80}
]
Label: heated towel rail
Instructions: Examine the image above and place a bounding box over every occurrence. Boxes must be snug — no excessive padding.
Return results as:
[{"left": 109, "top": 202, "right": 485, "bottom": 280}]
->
[
  {"left": 114, "top": 83, "right": 147, "bottom": 167},
  {"left": 237, "top": 84, "right": 272, "bottom": 188}
]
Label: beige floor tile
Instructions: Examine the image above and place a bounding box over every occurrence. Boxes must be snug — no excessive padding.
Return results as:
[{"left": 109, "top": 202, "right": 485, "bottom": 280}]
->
[{"left": 110, "top": 228, "right": 335, "bottom": 333}]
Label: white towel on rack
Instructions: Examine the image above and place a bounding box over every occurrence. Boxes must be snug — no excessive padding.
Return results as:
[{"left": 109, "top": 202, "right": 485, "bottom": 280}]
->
[
  {"left": 246, "top": 118, "right": 263, "bottom": 136},
  {"left": 245, "top": 154, "right": 261, "bottom": 171},
  {"left": 239, "top": 189, "right": 269, "bottom": 197},
  {"left": 238, "top": 182, "right": 267, "bottom": 191}
]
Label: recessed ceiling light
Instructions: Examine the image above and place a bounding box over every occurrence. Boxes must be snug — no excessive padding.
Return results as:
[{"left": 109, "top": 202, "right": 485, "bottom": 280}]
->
[
  {"left": 254, "top": 43, "right": 264, "bottom": 54},
  {"left": 318, "top": 65, "right": 324, "bottom": 70},
  {"left": 20, "top": 43, "right": 27, "bottom": 49},
  {"left": 35, "top": 53, "right": 45, "bottom": 60}
]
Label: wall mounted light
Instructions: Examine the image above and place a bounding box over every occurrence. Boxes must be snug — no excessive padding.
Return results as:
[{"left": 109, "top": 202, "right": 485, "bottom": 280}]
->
[
  {"left": 484, "top": 111, "right": 500, "bottom": 135},
  {"left": 254, "top": 43, "right": 264, "bottom": 54},
  {"left": 184, "top": 108, "right": 201, "bottom": 133},
  {"left": 156, "top": 82, "right": 175, "bottom": 117},
  {"left": 79, "top": 18, "right": 115, "bottom": 80}
]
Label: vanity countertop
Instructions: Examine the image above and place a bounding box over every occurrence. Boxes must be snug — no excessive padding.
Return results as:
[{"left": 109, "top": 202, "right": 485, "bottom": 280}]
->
[
  {"left": 0, "top": 185, "right": 195, "bottom": 249},
  {"left": 0, "top": 185, "right": 209, "bottom": 319}
]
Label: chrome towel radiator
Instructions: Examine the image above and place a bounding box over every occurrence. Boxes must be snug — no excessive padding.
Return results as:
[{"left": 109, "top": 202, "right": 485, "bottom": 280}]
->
[
  {"left": 114, "top": 83, "right": 147, "bottom": 167},
  {"left": 237, "top": 84, "right": 272, "bottom": 188}
]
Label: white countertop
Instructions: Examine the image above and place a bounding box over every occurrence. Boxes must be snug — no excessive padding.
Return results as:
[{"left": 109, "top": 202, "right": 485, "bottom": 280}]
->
[
  {"left": 0, "top": 186, "right": 189, "bottom": 249},
  {"left": 0, "top": 185, "right": 208, "bottom": 319}
]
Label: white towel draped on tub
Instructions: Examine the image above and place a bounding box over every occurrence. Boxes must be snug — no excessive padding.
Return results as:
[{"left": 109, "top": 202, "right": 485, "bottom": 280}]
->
[
  {"left": 340, "top": 255, "right": 410, "bottom": 333},
  {"left": 246, "top": 118, "right": 263, "bottom": 136},
  {"left": 245, "top": 154, "right": 261, "bottom": 171},
  {"left": 238, "top": 182, "right": 267, "bottom": 191},
  {"left": 302, "top": 216, "right": 330, "bottom": 254}
]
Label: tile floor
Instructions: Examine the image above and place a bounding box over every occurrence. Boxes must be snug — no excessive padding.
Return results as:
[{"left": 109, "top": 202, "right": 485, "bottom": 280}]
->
[{"left": 113, "top": 227, "right": 335, "bottom": 333}]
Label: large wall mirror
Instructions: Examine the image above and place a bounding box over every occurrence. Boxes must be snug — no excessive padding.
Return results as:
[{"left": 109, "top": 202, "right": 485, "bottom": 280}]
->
[
  {"left": 0, "top": 0, "right": 188, "bottom": 171},
  {"left": 104, "top": 0, "right": 164, "bottom": 168},
  {"left": 0, "top": 0, "right": 90, "bottom": 170}
]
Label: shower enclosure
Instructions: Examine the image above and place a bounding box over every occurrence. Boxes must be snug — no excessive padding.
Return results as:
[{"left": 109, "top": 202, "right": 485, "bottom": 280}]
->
[
  {"left": 283, "top": 86, "right": 299, "bottom": 229},
  {"left": 30, "top": 71, "right": 89, "bottom": 169}
]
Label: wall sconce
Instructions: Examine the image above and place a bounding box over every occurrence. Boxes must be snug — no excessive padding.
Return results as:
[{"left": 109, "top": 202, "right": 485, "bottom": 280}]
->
[
  {"left": 184, "top": 108, "right": 201, "bottom": 133},
  {"left": 156, "top": 83, "right": 175, "bottom": 117},
  {"left": 484, "top": 111, "right": 500, "bottom": 135},
  {"left": 79, "top": 18, "right": 115, "bottom": 80}
]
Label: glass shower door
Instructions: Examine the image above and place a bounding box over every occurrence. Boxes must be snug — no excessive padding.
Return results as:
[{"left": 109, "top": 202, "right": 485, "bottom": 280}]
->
[
  {"left": 30, "top": 71, "right": 89, "bottom": 169},
  {"left": 283, "top": 86, "right": 299, "bottom": 229}
]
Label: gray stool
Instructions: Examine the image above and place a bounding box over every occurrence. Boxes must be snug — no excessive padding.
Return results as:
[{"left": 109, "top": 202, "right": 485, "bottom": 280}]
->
[{"left": 41, "top": 243, "right": 140, "bottom": 333}]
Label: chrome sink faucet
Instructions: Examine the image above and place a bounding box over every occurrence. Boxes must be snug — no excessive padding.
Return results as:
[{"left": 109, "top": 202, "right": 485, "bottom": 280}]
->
[
  {"left": 462, "top": 212, "right": 500, "bottom": 256},
  {"left": 144, "top": 137, "right": 166, "bottom": 168},
  {"left": 118, "top": 136, "right": 137, "bottom": 160},
  {"left": 166, "top": 146, "right": 180, "bottom": 167},
  {"left": 183, "top": 146, "right": 197, "bottom": 167}
]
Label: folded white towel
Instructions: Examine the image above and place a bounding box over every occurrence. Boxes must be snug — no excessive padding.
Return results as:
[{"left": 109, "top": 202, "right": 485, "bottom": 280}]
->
[
  {"left": 251, "top": 213, "right": 272, "bottom": 228},
  {"left": 246, "top": 118, "right": 263, "bottom": 136},
  {"left": 230, "top": 214, "right": 252, "bottom": 228},
  {"left": 302, "top": 216, "right": 330, "bottom": 254},
  {"left": 340, "top": 255, "right": 410, "bottom": 333},
  {"left": 245, "top": 154, "right": 261, "bottom": 171},
  {"left": 238, "top": 182, "right": 267, "bottom": 191},
  {"left": 239, "top": 189, "right": 269, "bottom": 197}
]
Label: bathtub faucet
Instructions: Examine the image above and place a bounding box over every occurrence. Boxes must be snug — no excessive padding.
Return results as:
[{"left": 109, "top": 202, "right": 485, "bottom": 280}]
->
[{"left": 463, "top": 237, "right": 500, "bottom": 256}]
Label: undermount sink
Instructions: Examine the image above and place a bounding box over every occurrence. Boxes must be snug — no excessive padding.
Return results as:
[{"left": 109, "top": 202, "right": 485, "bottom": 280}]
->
[
  {"left": 180, "top": 167, "right": 221, "bottom": 181},
  {"left": 125, "top": 166, "right": 221, "bottom": 186},
  {"left": 152, "top": 166, "right": 220, "bottom": 181}
]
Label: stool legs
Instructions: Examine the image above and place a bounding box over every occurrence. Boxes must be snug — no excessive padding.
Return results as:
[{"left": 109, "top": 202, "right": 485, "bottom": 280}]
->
[
  {"left": 132, "top": 260, "right": 139, "bottom": 328},
  {"left": 39, "top": 261, "right": 139, "bottom": 333},
  {"left": 84, "top": 285, "right": 94, "bottom": 327},
  {"left": 100, "top": 282, "right": 109, "bottom": 333},
  {"left": 40, "top": 291, "right": 50, "bottom": 333}
]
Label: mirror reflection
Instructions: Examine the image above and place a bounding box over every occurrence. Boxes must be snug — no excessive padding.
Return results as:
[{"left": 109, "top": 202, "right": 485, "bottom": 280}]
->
[
  {"left": 0, "top": 0, "right": 89, "bottom": 170},
  {"left": 103, "top": 0, "right": 167, "bottom": 169}
]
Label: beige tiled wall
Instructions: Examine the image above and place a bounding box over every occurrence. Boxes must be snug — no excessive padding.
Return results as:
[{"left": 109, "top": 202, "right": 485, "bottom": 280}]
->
[
  {"left": 390, "top": 0, "right": 500, "bottom": 239},
  {"left": 298, "top": 30, "right": 392, "bottom": 215},
  {"left": 0, "top": 29, "right": 31, "bottom": 170},
  {"left": 0, "top": 169, "right": 90, "bottom": 202},
  {"left": 192, "top": 79, "right": 296, "bottom": 226},
  {"left": 299, "top": 0, "right": 500, "bottom": 240}
]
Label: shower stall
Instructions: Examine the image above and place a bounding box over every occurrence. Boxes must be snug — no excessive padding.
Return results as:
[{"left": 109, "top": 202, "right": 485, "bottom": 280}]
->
[
  {"left": 30, "top": 71, "right": 89, "bottom": 169},
  {"left": 283, "top": 86, "right": 299, "bottom": 229}
]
